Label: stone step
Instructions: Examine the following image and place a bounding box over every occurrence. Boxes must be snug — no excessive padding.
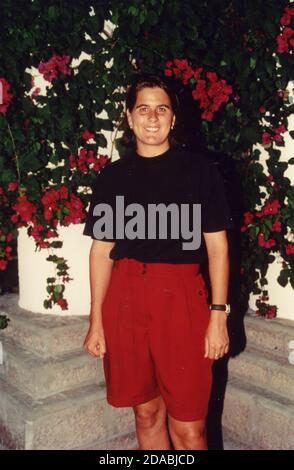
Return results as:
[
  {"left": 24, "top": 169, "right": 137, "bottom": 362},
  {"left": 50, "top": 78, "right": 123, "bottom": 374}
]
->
[
  {"left": 0, "top": 337, "right": 103, "bottom": 400},
  {"left": 222, "top": 429, "right": 255, "bottom": 450},
  {"left": 75, "top": 431, "right": 138, "bottom": 450},
  {"left": 0, "top": 376, "right": 135, "bottom": 450},
  {"left": 245, "top": 313, "right": 294, "bottom": 357},
  {"left": 228, "top": 345, "right": 294, "bottom": 400},
  {"left": 222, "top": 376, "right": 294, "bottom": 450},
  {"left": 0, "top": 293, "right": 89, "bottom": 358}
]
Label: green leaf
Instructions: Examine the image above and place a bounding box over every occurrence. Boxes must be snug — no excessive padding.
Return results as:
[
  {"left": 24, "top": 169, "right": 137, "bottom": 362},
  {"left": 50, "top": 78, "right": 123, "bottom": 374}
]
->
[
  {"left": 277, "top": 270, "right": 288, "bottom": 287},
  {"left": 250, "top": 57, "right": 256, "bottom": 70},
  {"left": 128, "top": 6, "right": 139, "bottom": 16}
]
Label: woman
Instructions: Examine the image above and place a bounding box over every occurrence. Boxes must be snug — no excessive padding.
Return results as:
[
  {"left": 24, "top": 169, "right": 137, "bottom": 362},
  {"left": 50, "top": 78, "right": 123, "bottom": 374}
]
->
[{"left": 83, "top": 74, "right": 232, "bottom": 450}]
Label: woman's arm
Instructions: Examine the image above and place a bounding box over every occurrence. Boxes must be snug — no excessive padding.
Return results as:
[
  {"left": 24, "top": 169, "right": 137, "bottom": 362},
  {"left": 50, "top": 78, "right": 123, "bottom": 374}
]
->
[
  {"left": 202, "top": 230, "right": 230, "bottom": 360},
  {"left": 84, "top": 239, "right": 115, "bottom": 358}
]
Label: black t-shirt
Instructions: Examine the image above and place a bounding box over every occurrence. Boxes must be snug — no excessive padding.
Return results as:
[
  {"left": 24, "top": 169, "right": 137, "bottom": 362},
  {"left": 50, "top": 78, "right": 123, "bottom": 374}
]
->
[{"left": 82, "top": 146, "right": 233, "bottom": 263}]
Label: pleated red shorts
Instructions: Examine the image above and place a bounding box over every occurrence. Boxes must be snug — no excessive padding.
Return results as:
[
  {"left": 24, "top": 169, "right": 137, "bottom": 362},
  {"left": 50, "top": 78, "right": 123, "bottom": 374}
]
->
[{"left": 102, "top": 257, "right": 214, "bottom": 422}]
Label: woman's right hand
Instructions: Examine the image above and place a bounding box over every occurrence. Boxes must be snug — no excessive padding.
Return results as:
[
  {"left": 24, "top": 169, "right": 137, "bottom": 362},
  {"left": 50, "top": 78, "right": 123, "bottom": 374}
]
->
[{"left": 83, "top": 324, "right": 106, "bottom": 359}]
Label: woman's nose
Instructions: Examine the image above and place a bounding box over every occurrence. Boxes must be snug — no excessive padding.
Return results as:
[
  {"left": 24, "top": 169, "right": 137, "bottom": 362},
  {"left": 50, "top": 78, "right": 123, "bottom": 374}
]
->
[{"left": 148, "top": 109, "right": 158, "bottom": 120}]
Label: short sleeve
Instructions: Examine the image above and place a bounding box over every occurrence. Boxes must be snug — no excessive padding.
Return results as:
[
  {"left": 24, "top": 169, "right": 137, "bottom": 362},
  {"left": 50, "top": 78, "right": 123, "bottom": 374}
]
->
[
  {"left": 82, "top": 168, "right": 116, "bottom": 241},
  {"left": 200, "top": 161, "right": 233, "bottom": 233}
]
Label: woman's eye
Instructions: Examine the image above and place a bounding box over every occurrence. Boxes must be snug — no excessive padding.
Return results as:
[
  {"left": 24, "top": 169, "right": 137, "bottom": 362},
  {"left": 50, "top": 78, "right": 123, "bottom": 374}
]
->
[
  {"left": 139, "top": 107, "right": 148, "bottom": 113},
  {"left": 158, "top": 107, "right": 167, "bottom": 113}
]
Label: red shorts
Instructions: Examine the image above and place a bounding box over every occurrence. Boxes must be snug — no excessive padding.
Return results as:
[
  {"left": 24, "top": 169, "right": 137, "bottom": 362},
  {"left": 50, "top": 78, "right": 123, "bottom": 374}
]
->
[{"left": 101, "top": 257, "right": 214, "bottom": 422}]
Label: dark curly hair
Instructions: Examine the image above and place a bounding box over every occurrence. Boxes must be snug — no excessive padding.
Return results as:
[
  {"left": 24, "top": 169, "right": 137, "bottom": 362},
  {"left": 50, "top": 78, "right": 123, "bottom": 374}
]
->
[{"left": 119, "top": 73, "right": 180, "bottom": 151}]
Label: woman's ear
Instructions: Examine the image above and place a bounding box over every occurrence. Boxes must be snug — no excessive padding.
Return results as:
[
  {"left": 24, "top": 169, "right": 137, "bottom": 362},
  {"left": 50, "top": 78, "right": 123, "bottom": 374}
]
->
[
  {"left": 126, "top": 110, "right": 133, "bottom": 129},
  {"left": 171, "top": 115, "right": 176, "bottom": 129}
]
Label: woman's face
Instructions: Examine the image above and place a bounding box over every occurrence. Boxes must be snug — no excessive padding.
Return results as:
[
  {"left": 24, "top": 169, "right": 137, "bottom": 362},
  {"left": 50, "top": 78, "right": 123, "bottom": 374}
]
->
[{"left": 127, "top": 86, "right": 176, "bottom": 156}]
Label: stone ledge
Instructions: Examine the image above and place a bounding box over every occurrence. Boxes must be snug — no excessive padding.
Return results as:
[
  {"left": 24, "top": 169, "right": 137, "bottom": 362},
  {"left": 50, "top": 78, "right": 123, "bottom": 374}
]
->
[
  {"left": 223, "top": 376, "right": 294, "bottom": 450},
  {"left": 228, "top": 345, "right": 294, "bottom": 400},
  {"left": 245, "top": 314, "right": 294, "bottom": 356},
  {"left": 0, "top": 377, "right": 135, "bottom": 450},
  {"left": 0, "top": 337, "right": 103, "bottom": 399},
  {"left": 0, "top": 293, "right": 89, "bottom": 358}
]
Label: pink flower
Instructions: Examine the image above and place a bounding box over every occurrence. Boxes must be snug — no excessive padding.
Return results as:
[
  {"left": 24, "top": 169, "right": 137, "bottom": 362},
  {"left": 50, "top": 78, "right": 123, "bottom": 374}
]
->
[
  {"left": 32, "top": 87, "right": 41, "bottom": 97},
  {"left": 0, "top": 78, "right": 13, "bottom": 113},
  {"left": 259, "top": 106, "right": 266, "bottom": 113}
]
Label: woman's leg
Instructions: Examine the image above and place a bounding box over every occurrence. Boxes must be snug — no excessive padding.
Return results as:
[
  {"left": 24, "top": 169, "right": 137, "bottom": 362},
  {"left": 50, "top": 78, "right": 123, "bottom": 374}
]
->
[
  {"left": 133, "top": 395, "right": 172, "bottom": 450},
  {"left": 167, "top": 414, "right": 207, "bottom": 450}
]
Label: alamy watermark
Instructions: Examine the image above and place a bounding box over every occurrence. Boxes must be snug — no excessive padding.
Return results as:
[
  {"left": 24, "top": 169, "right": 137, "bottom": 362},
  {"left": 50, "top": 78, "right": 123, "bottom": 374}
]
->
[{"left": 92, "top": 196, "right": 202, "bottom": 250}]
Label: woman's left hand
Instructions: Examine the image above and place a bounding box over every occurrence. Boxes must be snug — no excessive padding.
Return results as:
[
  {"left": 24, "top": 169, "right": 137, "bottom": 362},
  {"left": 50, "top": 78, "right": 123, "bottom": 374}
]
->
[{"left": 204, "top": 312, "right": 229, "bottom": 360}]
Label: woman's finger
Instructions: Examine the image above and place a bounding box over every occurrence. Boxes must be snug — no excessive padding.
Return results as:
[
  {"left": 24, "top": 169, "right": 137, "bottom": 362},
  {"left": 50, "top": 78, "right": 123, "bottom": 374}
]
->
[{"left": 204, "top": 337, "right": 209, "bottom": 358}]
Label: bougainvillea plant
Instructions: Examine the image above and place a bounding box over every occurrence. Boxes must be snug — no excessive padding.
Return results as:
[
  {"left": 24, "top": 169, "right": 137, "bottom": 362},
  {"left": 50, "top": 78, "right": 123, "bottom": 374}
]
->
[{"left": 0, "top": 0, "right": 293, "bottom": 327}]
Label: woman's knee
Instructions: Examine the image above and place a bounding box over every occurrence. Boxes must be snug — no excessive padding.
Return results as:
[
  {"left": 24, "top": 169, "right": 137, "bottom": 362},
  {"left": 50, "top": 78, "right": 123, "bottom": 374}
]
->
[
  {"left": 133, "top": 395, "right": 167, "bottom": 428},
  {"left": 168, "top": 416, "right": 206, "bottom": 443}
]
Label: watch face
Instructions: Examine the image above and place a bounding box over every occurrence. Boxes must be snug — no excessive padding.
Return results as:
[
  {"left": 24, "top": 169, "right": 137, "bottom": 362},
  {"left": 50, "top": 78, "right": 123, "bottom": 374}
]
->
[{"left": 226, "top": 304, "right": 231, "bottom": 314}]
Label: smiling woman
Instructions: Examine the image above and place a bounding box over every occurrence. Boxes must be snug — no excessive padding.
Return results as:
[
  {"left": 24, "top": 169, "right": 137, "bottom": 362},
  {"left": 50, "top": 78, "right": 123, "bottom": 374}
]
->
[
  {"left": 126, "top": 86, "right": 175, "bottom": 157},
  {"left": 121, "top": 74, "right": 179, "bottom": 154},
  {"left": 83, "top": 74, "right": 232, "bottom": 451}
]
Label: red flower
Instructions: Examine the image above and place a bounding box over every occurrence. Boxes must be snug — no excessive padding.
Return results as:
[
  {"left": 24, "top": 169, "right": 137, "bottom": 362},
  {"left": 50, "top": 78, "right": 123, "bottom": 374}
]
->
[
  {"left": 32, "top": 87, "right": 41, "bottom": 97},
  {"left": 57, "top": 298, "right": 68, "bottom": 310},
  {"left": 262, "top": 132, "right": 271, "bottom": 145},
  {"left": 12, "top": 196, "right": 37, "bottom": 223},
  {"left": 0, "top": 78, "right": 13, "bottom": 113},
  {"left": 164, "top": 68, "right": 173, "bottom": 77},
  {"left": 271, "top": 220, "right": 282, "bottom": 232},
  {"left": 244, "top": 211, "right": 254, "bottom": 225},
  {"left": 273, "top": 124, "right": 287, "bottom": 134},
  {"left": 165, "top": 59, "right": 232, "bottom": 121},
  {"left": 259, "top": 106, "right": 266, "bottom": 113},
  {"left": 285, "top": 7, "right": 294, "bottom": 15},
  {"left": 285, "top": 243, "right": 294, "bottom": 255},
  {"left": 201, "top": 110, "right": 213, "bottom": 121},
  {"left": 82, "top": 130, "right": 95, "bottom": 141},
  {"left": 38, "top": 54, "right": 72, "bottom": 82},
  {"left": 0, "top": 260, "right": 8, "bottom": 271},
  {"left": 194, "top": 68, "right": 203, "bottom": 80},
  {"left": 266, "top": 306, "right": 277, "bottom": 319},
  {"left": 273, "top": 134, "right": 284, "bottom": 143},
  {"left": 10, "top": 214, "right": 19, "bottom": 224},
  {"left": 8, "top": 182, "right": 18, "bottom": 191},
  {"left": 240, "top": 211, "right": 254, "bottom": 232},
  {"left": 280, "top": 14, "right": 291, "bottom": 26},
  {"left": 258, "top": 232, "right": 276, "bottom": 249},
  {"left": 256, "top": 199, "right": 281, "bottom": 218}
]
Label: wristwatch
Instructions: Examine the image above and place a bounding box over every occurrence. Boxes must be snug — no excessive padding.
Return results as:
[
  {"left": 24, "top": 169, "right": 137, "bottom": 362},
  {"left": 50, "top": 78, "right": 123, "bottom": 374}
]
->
[{"left": 209, "top": 303, "right": 231, "bottom": 315}]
